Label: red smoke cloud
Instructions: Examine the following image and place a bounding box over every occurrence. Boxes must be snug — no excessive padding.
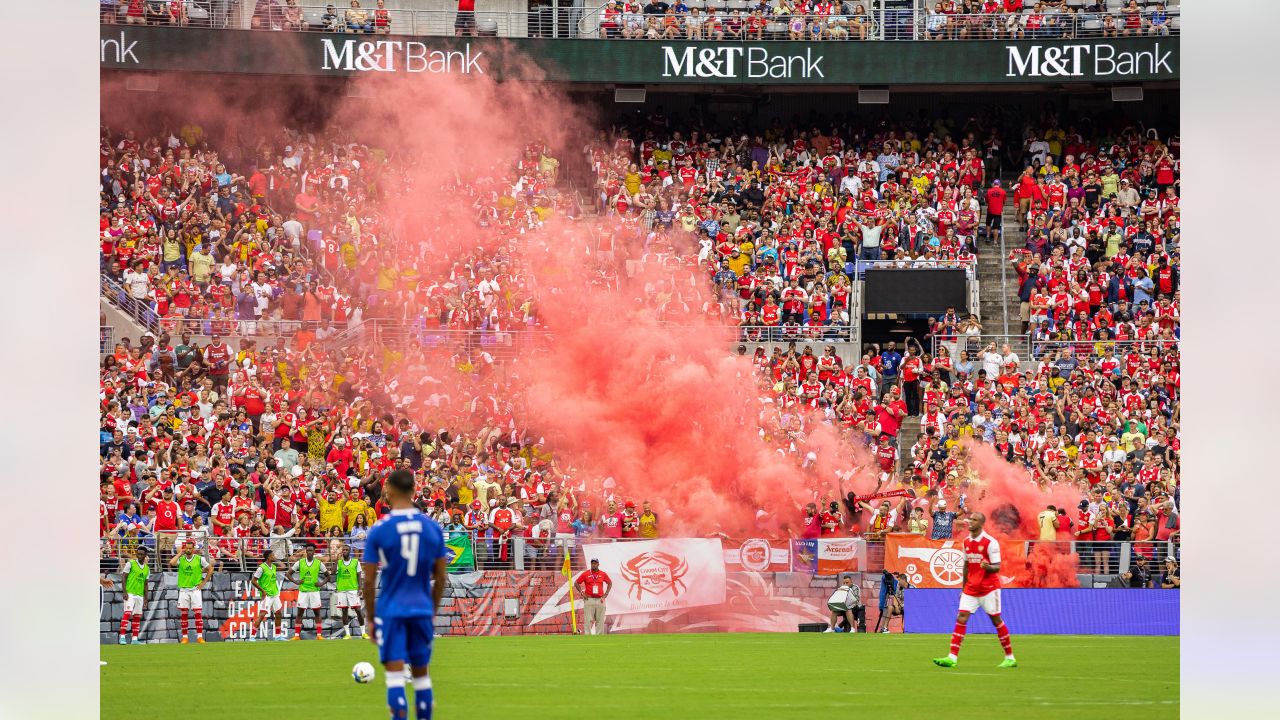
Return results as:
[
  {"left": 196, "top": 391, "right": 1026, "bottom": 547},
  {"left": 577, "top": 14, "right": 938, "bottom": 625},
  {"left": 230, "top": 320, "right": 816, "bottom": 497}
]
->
[
  {"left": 104, "top": 57, "right": 1075, "bottom": 550},
  {"left": 965, "top": 445, "right": 1080, "bottom": 586}
]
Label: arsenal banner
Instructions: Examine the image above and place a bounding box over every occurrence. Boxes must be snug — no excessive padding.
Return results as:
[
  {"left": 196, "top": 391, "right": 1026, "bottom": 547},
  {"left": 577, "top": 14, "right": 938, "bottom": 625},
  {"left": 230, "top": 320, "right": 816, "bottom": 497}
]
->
[
  {"left": 884, "top": 533, "right": 968, "bottom": 589},
  {"left": 581, "top": 539, "right": 727, "bottom": 616},
  {"left": 816, "top": 538, "right": 864, "bottom": 576},
  {"left": 723, "top": 538, "right": 791, "bottom": 572}
]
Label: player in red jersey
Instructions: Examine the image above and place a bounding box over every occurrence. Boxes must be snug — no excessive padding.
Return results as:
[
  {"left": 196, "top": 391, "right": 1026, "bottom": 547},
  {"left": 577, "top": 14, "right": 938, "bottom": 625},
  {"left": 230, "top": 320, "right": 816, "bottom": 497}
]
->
[{"left": 933, "top": 512, "right": 1017, "bottom": 668}]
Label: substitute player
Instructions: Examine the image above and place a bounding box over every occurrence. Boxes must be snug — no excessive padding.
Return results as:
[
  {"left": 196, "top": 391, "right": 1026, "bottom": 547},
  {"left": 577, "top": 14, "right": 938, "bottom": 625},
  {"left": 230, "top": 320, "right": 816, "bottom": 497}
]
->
[
  {"left": 169, "top": 541, "right": 211, "bottom": 644},
  {"left": 334, "top": 543, "right": 369, "bottom": 639},
  {"left": 933, "top": 512, "right": 1017, "bottom": 668},
  {"left": 290, "top": 544, "right": 328, "bottom": 640},
  {"left": 363, "top": 469, "right": 448, "bottom": 720},
  {"left": 118, "top": 546, "right": 150, "bottom": 645},
  {"left": 252, "top": 549, "right": 287, "bottom": 641}
]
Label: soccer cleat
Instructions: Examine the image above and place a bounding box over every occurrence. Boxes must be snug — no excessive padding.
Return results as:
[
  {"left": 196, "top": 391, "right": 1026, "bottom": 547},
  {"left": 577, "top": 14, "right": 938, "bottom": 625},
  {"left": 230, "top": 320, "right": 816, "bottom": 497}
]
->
[
  {"left": 362, "top": 632, "right": 370, "bottom": 640},
  {"left": 179, "top": 637, "right": 189, "bottom": 645},
  {"left": 932, "top": 657, "right": 958, "bottom": 668},
  {"left": 290, "top": 636, "right": 301, "bottom": 641},
  {"left": 119, "top": 636, "right": 128, "bottom": 645},
  {"left": 196, "top": 638, "right": 206, "bottom": 644},
  {"left": 316, "top": 634, "right": 326, "bottom": 641},
  {"left": 880, "top": 628, "right": 890, "bottom": 633},
  {"left": 998, "top": 657, "right": 1018, "bottom": 668},
  {"left": 131, "top": 637, "right": 143, "bottom": 645},
  {"left": 823, "top": 628, "right": 835, "bottom": 633}
]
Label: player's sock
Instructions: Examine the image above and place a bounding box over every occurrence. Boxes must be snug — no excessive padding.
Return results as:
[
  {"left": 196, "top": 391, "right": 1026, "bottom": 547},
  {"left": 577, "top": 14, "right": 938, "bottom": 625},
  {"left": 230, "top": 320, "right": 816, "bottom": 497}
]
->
[
  {"left": 131, "top": 613, "right": 141, "bottom": 639},
  {"left": 180, "top": 609, "right": 189, "bottom": 638},
  {"left": 295, "top": 619, "right": 303, "bottom": 638},
  {"left": 119, "top": 612, "right": 131, "bottom": 639},
  {"left": 949, "top": 622, "right": 967, "bottom": 659},
  {"left": 412, "top": 675, "right": 433, "bottom": 719},
  {"left": 386, "top": 674, "right": 408, "bottom": 720},
  {"left": 194, "top": 610, "right": 204, "bottom": 638},
  {"left": 994, "top": 621, "right": 1015, "bottom": 659}
]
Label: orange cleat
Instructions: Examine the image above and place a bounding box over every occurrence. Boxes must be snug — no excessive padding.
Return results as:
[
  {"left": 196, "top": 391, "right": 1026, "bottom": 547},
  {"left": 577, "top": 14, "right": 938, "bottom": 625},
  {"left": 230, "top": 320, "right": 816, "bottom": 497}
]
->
[{"left": 179, "top": 637, "right": 189, "bottom": 645}]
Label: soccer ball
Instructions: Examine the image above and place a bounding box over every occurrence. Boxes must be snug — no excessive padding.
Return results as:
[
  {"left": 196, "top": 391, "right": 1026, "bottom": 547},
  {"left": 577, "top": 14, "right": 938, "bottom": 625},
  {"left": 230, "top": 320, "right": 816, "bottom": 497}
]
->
[{"left": 352, "top": 662, "right": 376, "bottom": 684}]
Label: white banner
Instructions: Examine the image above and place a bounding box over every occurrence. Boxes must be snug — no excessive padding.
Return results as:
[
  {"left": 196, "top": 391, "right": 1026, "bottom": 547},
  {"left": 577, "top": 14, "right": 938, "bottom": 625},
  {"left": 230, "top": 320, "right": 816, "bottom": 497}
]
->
[{"left": 581, "top": 539, "right": 727, "bottom": 616}]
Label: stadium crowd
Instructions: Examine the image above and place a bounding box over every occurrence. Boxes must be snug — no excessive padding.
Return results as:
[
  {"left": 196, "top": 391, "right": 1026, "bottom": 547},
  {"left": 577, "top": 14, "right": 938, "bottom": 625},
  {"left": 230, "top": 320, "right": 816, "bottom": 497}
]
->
[{"left": 99, "top": 108, "right": 1179, "bottom": 579}]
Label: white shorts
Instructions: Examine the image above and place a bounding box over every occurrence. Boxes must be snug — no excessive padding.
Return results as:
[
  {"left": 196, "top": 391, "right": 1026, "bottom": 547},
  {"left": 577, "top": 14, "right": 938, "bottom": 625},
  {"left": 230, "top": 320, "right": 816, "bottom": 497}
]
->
[
  {"left": 259, "top": 595, "right": 283, "bottom": 614},
  {"left": 124, "top": 594, "right": 144, "bottom": 614},
  {"left": 959, "top": 589, "right": 1002, "bottom": 615},
  {"left": 333, "top": 590, "right": 361, "bottom": 608},
  {"left": 297, "top": 591, "right": 322, "bottom": 609},
  {"left": 177, "top": 588, "right": 203, "bottom": 610}
]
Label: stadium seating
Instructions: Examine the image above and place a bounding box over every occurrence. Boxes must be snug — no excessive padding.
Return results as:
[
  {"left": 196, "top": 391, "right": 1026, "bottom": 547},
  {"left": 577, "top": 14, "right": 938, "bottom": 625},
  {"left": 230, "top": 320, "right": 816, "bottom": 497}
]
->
[{"left": 98, "top": 112, "right": 1179, "bottom": 565}]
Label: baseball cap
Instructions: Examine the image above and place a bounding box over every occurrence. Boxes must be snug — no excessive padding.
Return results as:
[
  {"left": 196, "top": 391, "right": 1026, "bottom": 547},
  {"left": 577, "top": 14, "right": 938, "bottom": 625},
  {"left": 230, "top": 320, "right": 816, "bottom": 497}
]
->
[{"left": 590, "top": 558, "right": 599, "bottom": 563}]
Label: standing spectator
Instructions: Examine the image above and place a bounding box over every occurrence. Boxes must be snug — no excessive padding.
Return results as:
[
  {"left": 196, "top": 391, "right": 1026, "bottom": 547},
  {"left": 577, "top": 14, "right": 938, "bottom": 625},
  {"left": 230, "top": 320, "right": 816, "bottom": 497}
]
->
[
  {"left": 573, "top": 558, "right": 613, "bottom": 636},
  {"left": 984, "top": 178, "right": 1006, "bottom": 245},
  {"left": 930, "top": 498, "right": 959, "bottom": 540},
  {"left": 373, "top": 0, "right": 391, "bottom": 33},
  {"left": 455, "top": 0, "right": 476, "bottom": 36},
  {"left": 638, "top": 500, "right": 659, "bottom": 538},
  {"left": 153, "top": 487, "right": 181, "bottom": 561}
]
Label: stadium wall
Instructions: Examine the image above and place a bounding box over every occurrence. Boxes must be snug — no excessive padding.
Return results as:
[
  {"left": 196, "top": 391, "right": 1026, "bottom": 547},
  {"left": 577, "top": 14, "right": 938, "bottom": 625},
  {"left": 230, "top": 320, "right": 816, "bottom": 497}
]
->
[
  {"left": 901, "top": 588, "right": 1179, "bottom": 636},
  {"left": 100, "top": 570, "right": 867, "bottom": 643}
]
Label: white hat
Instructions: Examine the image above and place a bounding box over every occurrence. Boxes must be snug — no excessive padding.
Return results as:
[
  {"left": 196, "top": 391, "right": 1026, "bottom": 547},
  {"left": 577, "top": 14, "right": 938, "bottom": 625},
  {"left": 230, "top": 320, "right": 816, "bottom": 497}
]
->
[
  {"left": 290, "top": 465, "right": 304, "bottom": 478},
  {"left": 334, "top": 437, "right": 346, "bottom": 446}
]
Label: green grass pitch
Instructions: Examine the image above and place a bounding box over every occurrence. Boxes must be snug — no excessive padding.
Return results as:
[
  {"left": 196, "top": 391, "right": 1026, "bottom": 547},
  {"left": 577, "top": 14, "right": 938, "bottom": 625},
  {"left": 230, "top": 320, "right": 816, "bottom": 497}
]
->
[{"left": 100, "top": 633, "right": 1178, "bottom": 719}]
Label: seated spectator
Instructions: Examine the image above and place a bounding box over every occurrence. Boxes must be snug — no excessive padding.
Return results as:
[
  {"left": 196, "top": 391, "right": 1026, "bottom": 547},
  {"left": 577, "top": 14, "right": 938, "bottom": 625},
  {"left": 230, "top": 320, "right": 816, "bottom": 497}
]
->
[{"left": 345, "top": 0, "right": 373, "bottom": 33}]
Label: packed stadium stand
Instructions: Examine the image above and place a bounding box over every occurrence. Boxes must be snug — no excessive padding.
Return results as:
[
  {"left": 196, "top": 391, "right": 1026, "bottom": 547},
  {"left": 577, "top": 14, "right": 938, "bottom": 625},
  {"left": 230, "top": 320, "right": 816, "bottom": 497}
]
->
[{"left": 99, "top": 91, "right": 1181, "bottom": 577}]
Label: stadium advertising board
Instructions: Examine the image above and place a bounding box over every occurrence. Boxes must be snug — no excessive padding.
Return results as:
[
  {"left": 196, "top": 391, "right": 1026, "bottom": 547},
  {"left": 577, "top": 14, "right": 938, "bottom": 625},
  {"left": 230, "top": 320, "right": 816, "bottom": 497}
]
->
[
  {"left": 581, "top": 538, "right": 727, "bottom": 615},
  {"left": 902, "top": 589, "right": 1180, "bottom": 635},
  {"left": 101, "top": 27, "right": 1178, "bottom": 85}
]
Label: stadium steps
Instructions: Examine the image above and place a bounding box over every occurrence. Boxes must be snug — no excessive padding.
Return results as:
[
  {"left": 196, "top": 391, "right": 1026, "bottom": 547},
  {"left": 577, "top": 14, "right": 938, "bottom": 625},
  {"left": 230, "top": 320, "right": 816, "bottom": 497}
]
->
[
  {"left": 896, "top": 415, "right": 921, "bottom": 472},
  {"left": 974, "top": 204, "right": 1021, "bottom": 335}
]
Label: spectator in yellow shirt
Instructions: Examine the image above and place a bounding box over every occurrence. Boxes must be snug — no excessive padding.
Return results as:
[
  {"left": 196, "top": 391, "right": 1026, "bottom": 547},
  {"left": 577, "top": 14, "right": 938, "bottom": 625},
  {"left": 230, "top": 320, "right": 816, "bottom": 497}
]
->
[
  {"left": 342, "top": 488, "right": 373, "bottom": 531},
  {"left": 317, "top": 490, "right": 346, "bottom": 534}
]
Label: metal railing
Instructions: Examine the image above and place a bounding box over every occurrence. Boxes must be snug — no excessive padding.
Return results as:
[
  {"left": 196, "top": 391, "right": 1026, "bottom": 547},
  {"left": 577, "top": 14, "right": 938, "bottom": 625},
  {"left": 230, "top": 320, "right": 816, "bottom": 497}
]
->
[
  {"left": 930, "top": 333, "right": 1031, "bottom": 366},
  {"left": 854, "top": 258, "right": 976, "bottom": 280},
  {"left": 101, "top": 275, "right": 162, "bottom": 336},
  {"left": 581, "top": 8, "right": 883, "bottom": 40},
  {"left": 101, "top": 532, "right": 645, "bottom": 574},
  {"left": 101, "top": 2, "right": 1179, "bottom": 41},
  {"left": 1030, "top": 337, "right": 1180, "bottom": 361},
  {"left": 918, "top": 8, "right": 1179, "bottom": 41},
  {"left": 102, "top": 1, "right": 572, "bottom": 39},
  {"left": 100, "top": 326, "right": 116, "bottom": 356}
]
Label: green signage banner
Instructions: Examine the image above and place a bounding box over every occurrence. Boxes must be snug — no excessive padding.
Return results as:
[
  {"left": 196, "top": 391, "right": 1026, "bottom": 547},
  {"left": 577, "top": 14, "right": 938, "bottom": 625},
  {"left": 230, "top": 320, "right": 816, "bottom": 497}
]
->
[{"left": 101, "top": 26, "right": 1178, "bottom": 86}]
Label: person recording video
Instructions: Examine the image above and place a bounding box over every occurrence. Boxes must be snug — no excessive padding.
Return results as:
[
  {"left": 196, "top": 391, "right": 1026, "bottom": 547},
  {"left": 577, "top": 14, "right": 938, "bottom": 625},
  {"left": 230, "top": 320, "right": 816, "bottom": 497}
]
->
[{"left": 824, "top": 575, "right": 866, "bottom": 633}]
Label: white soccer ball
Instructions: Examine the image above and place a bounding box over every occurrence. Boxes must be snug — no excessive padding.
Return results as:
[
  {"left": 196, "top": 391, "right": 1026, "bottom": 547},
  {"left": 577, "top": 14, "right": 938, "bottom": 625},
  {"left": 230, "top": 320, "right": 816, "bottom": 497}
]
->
[{"left": 352, "top": 662, "right": 376, "bottom": 684}]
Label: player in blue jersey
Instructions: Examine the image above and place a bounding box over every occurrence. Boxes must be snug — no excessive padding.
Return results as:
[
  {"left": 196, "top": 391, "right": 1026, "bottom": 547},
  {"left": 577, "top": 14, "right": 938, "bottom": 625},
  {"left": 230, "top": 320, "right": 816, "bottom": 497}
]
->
[{"left": 362, "top": 469, "right": 448, "bottom": 720}]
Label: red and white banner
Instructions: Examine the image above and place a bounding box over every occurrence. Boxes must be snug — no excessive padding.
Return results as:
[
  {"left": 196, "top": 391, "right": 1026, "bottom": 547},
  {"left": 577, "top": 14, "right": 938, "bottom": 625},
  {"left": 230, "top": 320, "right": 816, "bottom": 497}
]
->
[
  {"left": 582, "top": 538, "right": 727, "bottom": 616},
  {"left": 723, "top": 538, "right": 791, "bottom": 572},
  {"left": 816, "top": 538, "right": 864, "bottom": 575},
  {"left": 884, "top": 533, "right": 965, "bottom": 588}
]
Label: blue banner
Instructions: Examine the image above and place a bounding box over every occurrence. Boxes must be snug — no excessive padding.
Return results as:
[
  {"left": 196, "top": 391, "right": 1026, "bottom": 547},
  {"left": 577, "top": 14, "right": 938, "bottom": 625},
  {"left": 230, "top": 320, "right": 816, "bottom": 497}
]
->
[
  {"left": 902, "top": 589, "right": 1179, "bottom": 636},
  {"left": 790, "top": 539, "right": 817, "bottom": 573}
]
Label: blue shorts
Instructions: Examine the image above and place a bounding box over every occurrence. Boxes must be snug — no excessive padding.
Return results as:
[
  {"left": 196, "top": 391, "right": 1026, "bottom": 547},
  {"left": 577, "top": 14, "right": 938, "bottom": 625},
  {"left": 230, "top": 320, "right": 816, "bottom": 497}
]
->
[{"left": 375, "top": 615, "right": 434, "bottom": 668}]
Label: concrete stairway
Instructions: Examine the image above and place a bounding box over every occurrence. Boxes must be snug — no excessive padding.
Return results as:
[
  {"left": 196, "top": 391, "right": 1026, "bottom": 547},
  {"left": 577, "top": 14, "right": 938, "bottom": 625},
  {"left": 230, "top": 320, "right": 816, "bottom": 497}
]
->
[{"left": 974, "top": 204, "right": 1022, "bottom": 335}]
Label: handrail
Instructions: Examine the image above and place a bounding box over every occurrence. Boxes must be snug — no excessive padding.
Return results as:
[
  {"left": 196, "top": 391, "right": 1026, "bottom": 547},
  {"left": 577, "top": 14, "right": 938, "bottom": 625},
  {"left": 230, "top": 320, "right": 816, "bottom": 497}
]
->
[
  {"left": 917, "top": 8, "right": 1180, "bottom": 40},
  {"left": 102, "top": 2, "right": 1178, "bottom": 41}
]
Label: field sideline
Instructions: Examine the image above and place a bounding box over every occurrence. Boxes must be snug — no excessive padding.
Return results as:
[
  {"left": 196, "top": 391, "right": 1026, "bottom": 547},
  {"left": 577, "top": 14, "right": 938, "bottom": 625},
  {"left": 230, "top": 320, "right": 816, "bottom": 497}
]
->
[{"left": 100, "top": 633, "right": 1178, "bottom": 719}]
